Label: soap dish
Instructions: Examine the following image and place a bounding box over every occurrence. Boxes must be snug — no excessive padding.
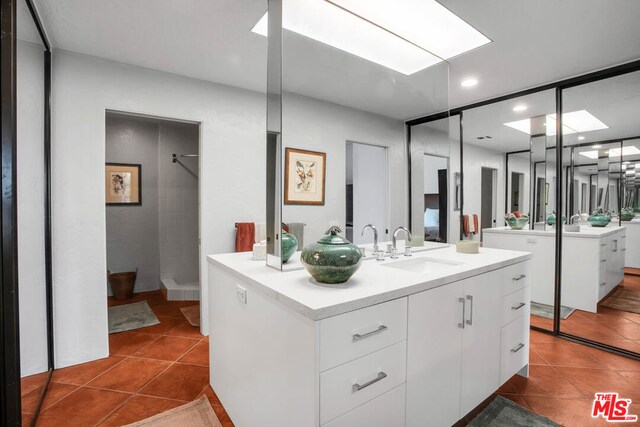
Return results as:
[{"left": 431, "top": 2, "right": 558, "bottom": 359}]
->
[{"left": 456, "top": 241, "right": 480, "bottom": 254}]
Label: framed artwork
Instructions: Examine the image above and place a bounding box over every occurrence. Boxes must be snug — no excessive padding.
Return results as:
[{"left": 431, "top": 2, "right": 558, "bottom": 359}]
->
[
  {"left": 105, "top": 163, "right": 141, "bottom": 205},
  {"left": 285, "top": 148, "right": 326, "bottom": 205}
]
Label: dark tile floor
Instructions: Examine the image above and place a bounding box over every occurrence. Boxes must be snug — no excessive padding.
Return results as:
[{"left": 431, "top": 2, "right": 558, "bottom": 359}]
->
[{"left": 21, "top": 287, "right": 640, "bottom": 426}]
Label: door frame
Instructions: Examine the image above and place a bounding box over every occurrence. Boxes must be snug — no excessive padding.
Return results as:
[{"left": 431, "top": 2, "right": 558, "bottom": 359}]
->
[
  {"left": 423, "top": 152, "right": 450, "bottom": 243},
  {"left": 480, "top": 167, "right": 497, "bottom": 239}
]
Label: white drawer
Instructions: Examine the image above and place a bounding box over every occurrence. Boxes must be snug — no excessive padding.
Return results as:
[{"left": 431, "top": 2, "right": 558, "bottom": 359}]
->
[
  {"left": 501, "top": 261, "right": 531, "bottom": 296},
  {"left": 323, "top": 384, "right": 405, "bottom": 427},
  {"left": 319, "top": 298, "right": 407, "bottom": 371},
  {"left": 501, "top": 287, "right": 530, "bottom": 326},
  {"left": 320, "top": 341, "right": 406, "bottom": 424},
  {"left": 499, "top": 315, "right": 529, "bottom": 384}
]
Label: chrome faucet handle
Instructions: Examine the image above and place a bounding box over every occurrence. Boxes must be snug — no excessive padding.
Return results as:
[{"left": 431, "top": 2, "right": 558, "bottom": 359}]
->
[
  {"left": 376, "top": 250, "right": 385, "bottom": 261},
  {"left": 404, "top": 246, "right": 412, "bottom": 257},
  {"left": 390, "top": 247, "right": 399, "bottom": 259}
]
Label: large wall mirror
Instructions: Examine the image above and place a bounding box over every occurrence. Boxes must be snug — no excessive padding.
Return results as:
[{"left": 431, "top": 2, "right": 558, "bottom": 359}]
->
[
  {"left": 557, "top": 70, "right": 640, "bottom": 356},
  {"left": 266, "top": 0, "right": 450, "bottom": 270},
  {"left": 16, "top": 0, "right": 53, "bottom": 422}
]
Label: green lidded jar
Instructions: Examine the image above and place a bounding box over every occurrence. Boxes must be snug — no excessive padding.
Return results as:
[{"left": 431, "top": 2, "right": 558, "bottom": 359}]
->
[
  {"left": 281, "top": 230, "right": 298, "bottom": 263},
  {"left": 620, "top": 207, "right": 635, "bottom": 221},
  {"left": 300, "top": 226, "right": 362, "bottom": 284},
  {"left": 588, "top": 213, "right": 611, "bottom": 227}
]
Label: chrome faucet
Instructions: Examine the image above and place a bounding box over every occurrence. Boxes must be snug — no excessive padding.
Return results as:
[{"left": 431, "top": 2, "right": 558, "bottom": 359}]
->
[
  {"left": 570, "top": 214, "right": 581, "bottom": 225},
  {"left": 361, "top": 224, "right": 379, "bottom": 253},
  {"left": 392, "top": 227, "right": 412, "bottom": 258}
]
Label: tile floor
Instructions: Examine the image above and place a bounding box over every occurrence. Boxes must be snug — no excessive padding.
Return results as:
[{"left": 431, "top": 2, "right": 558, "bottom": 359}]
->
[{"left": 21, "top": 289, "right": 640, "bottom": 426}]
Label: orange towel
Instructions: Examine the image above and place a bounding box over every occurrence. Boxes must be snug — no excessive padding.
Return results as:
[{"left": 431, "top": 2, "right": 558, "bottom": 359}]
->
[
  {"left": 463, "top": 215, "right": 470, "bottom": 237},
  {"left": 236, "top": 223, "right": 255, "bottom": 252},
  {"left": 473, "top": 214, "right": 479, "bottom": 235}
]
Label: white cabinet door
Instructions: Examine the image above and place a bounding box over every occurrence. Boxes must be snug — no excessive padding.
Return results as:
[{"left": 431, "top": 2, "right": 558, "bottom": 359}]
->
[
  {"left": 406, "top": 280, "right": 464, "bottom": 427},
  {"left": 460, "top": 270, "right": 502, "bottom": 416}
]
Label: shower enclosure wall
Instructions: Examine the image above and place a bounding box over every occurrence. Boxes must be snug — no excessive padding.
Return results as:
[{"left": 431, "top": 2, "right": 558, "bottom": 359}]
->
[{"left": 105, "top": 113, "right": 200, "bottom": 301}]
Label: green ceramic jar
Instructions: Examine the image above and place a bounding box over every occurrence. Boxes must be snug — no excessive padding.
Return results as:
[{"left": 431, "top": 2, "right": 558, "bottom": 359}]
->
[
  {"left": 300, "top": 226, "right": 362, "bottom": 284},
  {"left": 281, "top": 230, "right": 298, "bottom": 263},
  {"left": 620, "top": 208, "right": 636, "bottom": 221},
  {"left": 588, "top": 213, "right": 611, "bottom": 227},
  {"left": 506, "top": 217, "right": 529, "bottom": 230},
  {"left": 546, "top": 213, "right": 566, "bottom": 226}
]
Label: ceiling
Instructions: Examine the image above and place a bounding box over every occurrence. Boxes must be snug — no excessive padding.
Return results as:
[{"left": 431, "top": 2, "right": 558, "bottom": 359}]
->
[{"left": 32, "top": 0, "right": 640, "bottom": 120}]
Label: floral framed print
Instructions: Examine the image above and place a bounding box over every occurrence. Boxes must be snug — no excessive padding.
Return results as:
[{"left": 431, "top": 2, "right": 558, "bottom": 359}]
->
[
  {"left": 105, "top": 163, "right": 141, "bottom": 205},
  {"left": 285, "top": 148, "right": 326, "bottom": 205}
]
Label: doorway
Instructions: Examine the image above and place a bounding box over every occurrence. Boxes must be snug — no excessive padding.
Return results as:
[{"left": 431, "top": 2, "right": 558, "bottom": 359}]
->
[
  {"left": 510, "top": 172, "right": 524, "bottom": 213},
  {"left": 481, "top": 167, "right": 497, "bottom": 237},
  {"left": 345, "top": 142, "right": 387, "bottom": 244},
  {"left": 423, "top": 154, "right": 449, "bottom": 242}
]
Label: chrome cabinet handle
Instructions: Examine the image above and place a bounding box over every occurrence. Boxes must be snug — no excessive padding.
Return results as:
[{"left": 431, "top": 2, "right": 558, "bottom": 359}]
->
[
  {"left": 511, "top": 343, "right": 525, "bottom": 353},
  {"left": 600, "top": 243, "right": 607, "bottom": 247},
  {"left": 613, "top": 240, "right": 618, "bottom": 252},
  {"left": 511, "top": 302, "right": 526, "bottom": 311},
  {"left": 353, "top": 371, "right": 387, "bottom": 392},
  {"left": 458, "top": 297, "right": 466, "bottom": 329},
  {"left": 465, "top": 295, "right": 474, "bottom": 326},
  {"left": 352, "top": 325, "right": 388, "bottom": 341},
  {"left": 512, "top": 274, "right": 526, "bottom": 281}
]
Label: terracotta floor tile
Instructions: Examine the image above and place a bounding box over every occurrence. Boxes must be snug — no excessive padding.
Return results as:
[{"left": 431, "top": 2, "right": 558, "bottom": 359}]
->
[
  {"left": 563, "top": 323, "right": 626, "bottom": 341},
  {"left": 148, "top": 303, "right": 185, "bottom": 319},
  {"left": 198, "top": 385, "right": 223, "bottom": 407},
  {"left": 21, "top": 372, "right": 49, "bottom": 396},
  {"left": 133, "top": 336, "right": 199, "bottom": 361},
  {"left": 87, "top": 357, "right": 171, "bottom": 392},
  {"left": 178, "top": 340, "right": 209, "bottom": 366},
  {"left": 556, "top": 366, "right": 640, "bottom": 401},
  {"left": 531, "top": 341, "right": 602, "bottom": 368},
  {"left": 135, "top": 318, "right": 183, "bottom": 335},
  {"left": 523, "top": 395, "right": 610, "bottom": 427},
  {"left": 22, "top": 382, "right": 78, "bottom": 414},
  {"left": 22, "top": 413, "right": 32, "bottom": 426},
  {"left": 530, "top": 315, "right": 553, "bottom": 330},
  {"left": 496, "top": 380, "right": 516, "bottom": 394},
  {"left": 572, "top": 308, "right": 633, "bottom": 324},
  {"left": 528, "top": 349, "right": 548, "bottom": 365},
  {"left": 596, "top": 321, "right": 640, "bottom": 340},
  {"left": 497, "top": 393, "right": 531, "bottom": 410},
  {"left": 594, "top": 339, "right": 640, "bottom": 354},
  {"left": 529, "top": 330, "right": 557, "bottom": 343},
  {"left": 581, "top": 346, "right": 640, "bottom": 371},
  {"left": 52, "top": 356, "right": 125, "bottom": 386},
  {"left": 36, "top": 387, "right": 130, "bottom": 427},
  {"left": 97, "top": 395, "right": 185, "bottom": 427},
  {"left": 165, "top": 320, "right": 204, "bottom": 339},
  {"left": 139, "top": 364, "right": 209, "bottom": 401},
  {"left": 510, "top": 365, "right": 584, "bottom": 398},
  {"left": 617, "top": 370, "right": 640, "bottom": 384},
  {"left": 109, "top": 331, "right": 160, "bottom": 356}
]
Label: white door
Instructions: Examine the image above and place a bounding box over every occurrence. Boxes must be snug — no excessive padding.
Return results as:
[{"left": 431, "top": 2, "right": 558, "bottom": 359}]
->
[
  {"left": 406, "top": 280, "right": 464, "bottom": 427},
  {"left": 460, "top": 271, "right": 502, "bottom": 416},
  {"left": 350, "top": 142, "right": 387, "bottom": 244}
]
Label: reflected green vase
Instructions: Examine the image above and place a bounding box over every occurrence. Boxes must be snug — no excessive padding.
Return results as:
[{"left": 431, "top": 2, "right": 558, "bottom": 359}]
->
[
  {"left": 620, "top": 208, "right": 635, "bottom": 221},
  {"left": 300, "top": 226, "right": 362, "bottom": 284},
  {"left": 281, "top": 230, "right": 298, "bottom": 263}
]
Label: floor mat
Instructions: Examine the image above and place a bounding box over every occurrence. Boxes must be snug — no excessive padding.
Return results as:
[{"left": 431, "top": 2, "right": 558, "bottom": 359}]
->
[
  {"left": 124, "top": 395, "right": 221, "bottom": 427},
  {"left": 108, "top": 301, "right": 160, "bottom": 333},
  {"left": 467, "top": 395, "right": 558, "bottom": 426},
  {"left": 180, "top": 305, "right": 200, "bottom": 327},
  {"left": 531, "top": 301, "right": 575, "bottom": 320}
]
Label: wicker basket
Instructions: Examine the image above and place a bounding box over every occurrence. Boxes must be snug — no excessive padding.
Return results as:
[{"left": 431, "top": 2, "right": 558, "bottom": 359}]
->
[{"left": 108, "top": 269, "right": 137, "bottom": 301}]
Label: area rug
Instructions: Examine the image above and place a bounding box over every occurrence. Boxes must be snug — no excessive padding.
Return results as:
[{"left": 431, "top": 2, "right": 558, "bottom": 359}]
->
[
  {"left": 601, "top": 288, "right": 640, "bottom": 314},
  {"left": 108, "top": 301, "right": 160, "bottom": 334},
  {"left": 180, "top": 305, "right": 201, "bottom": 327},
  {"left": 468, "top": 396, "right": 558, "bottom": 426},
  {"left": 124, "top": 395, "right": 221, "bottom": 427},
  {"left": 531, "top": 302, "right": 575, "bottom": 320}
]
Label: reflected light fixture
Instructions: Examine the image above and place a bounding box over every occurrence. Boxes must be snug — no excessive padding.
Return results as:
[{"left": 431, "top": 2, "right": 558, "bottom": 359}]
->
[
  {"left": 503, "top": 110, "right": 608, "bottom": 136},
  {"left": 512, "top": 104, "right": 527, "bottom": 112},
  {"left": 578, "top": 136, "right": 585, "bottom": 140},
  {"left": 251, "top": 0, "right": 491, "bottom": 75},
  {"left": 461, "top": 78, "right": 478, "bottom": 88},
  {"left": 579, "top": 146, "right": 640, "bottom": 160},
  {"left": 592, "top": 144, "right": 602, "bottom": 149}
]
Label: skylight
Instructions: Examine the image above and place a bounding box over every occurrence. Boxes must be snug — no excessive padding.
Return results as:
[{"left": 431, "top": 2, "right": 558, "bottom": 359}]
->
[
  {"left": 251, "top": 0, "right": 490, "bottom": 75},
  {"left": 503, "top": 110, "right": 609, "bottom": 136},
  {"left": 579, "top": 146, "right": 640, "bottom": 160}
]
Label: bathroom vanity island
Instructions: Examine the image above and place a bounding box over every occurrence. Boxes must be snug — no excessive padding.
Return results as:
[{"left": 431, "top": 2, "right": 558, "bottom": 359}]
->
[
  {"left": 484, "top": 226, "right": 625, "bottom": 313},
  {"left": 622, "top": 219, "right": 640, "bottom": 268},
  {"left": 207, "top": 246, "right": 532, "bottom": 427}
]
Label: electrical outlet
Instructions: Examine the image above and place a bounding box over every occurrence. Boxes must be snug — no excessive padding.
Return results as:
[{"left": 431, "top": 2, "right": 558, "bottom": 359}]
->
[{"left": 236, "top": 285, "right": 247, "bottom": 304}]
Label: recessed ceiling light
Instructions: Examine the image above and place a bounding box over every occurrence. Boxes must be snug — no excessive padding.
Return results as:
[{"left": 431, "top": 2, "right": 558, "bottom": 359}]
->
[
  {"left": 578, "top": 136, "right": 585, "bottom": 140},
  {"left": 461, "top": 78, "right": 478, "bottom": 88},
  {"left": 503, "top": 110, "right": 608, "bottom": 136},
  {"left": 252, "top": 0, "right": 490, "bottom": 75},
  {"left": 512, "top": 104, "right": 527, "bottom": 112},
  {"left": 579, "top": 150, "right": 599, "bottom": 160},
  {"left": 592, "top": 144, "right": 602, "bottom": 149},
  {"left": 608, "top": 146, "right": 640, "bottom": 157}
]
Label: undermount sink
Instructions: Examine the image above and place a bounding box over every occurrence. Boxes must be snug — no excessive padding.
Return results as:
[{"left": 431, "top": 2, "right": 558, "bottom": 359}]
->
[{"left": 382, "top": 257, "right": 465, "bottom": 274}]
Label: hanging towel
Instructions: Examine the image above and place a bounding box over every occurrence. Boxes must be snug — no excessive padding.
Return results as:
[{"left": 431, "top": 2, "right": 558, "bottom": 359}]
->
[
  {"left": 472, "top": 214, "right": 479, "bottom": 235},
  {"left": 254, "top": 221, "right": 266, "bottom": 244},
  {"left": 287, "top": 223, "right": 305, "bottom": 248},
  {"left": 463, "top": 215, "right": 470, "bottom": 237},
  {"left": 236, "top": 222, "right": 255, "bottom": 252}
]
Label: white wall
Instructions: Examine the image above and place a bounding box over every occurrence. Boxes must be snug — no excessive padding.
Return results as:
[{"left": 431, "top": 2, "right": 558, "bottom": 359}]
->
[
  {"left": 17, "top": 40, "right": 48, "bottom": 377},
  {"left": 507, "top": 153, "right": 531, "bottom": 216},
  {"left": 352, "top": 143, "right": 387, "bottom": 245},
  {"left": 52, "top": 50, "right": 266, "bottom": 368},
  {"left": 281, "top": 93, "right": 406, "bottom": 245},
  {"left": 423, "top": 155, "right": 448, "bottom": 194}
]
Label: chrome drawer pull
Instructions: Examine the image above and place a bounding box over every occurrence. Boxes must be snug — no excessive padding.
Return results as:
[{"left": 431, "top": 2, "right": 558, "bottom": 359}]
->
[
  {"left": 352, "top": 325, "right": 388, "bottom": 341},
  {"left": 511, "top": 343, "right": 525, "bottom": 353},
  {"left": 353, "top": 371, "right": 387, "bottom": 392},
  {"left": 465, "top": 295, "right": 474, "bottom": 326},
  {"left": 458, "top": 297, "right": 466, "bottom": 329},
  {"left": 511, "top": 302, "right": 526, "bottom": 311},
  {"left": 512, "top": 274, "right": 526, "bottom": 281}
]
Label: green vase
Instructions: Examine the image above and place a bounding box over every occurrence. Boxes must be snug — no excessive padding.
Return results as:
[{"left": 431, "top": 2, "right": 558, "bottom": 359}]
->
[
  {"left": 281, "top": 230, "right": 298, "bottom": 263},
  {"left": 300, "top": 226, "right": 362, "bottom": 284}
]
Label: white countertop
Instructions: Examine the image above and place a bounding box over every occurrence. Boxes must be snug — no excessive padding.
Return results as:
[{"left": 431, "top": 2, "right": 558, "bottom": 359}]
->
[
  {"left": 483, "top": 225, "right": 626, "bottom": 238},
  {"left": 207, "top": 245, "right": 531, "bottom": 321}
]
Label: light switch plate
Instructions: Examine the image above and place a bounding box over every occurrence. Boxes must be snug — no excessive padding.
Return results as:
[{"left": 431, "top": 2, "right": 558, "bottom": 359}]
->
[{"left": 236, "top": 285, "right": 247, "bottom": 304}]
